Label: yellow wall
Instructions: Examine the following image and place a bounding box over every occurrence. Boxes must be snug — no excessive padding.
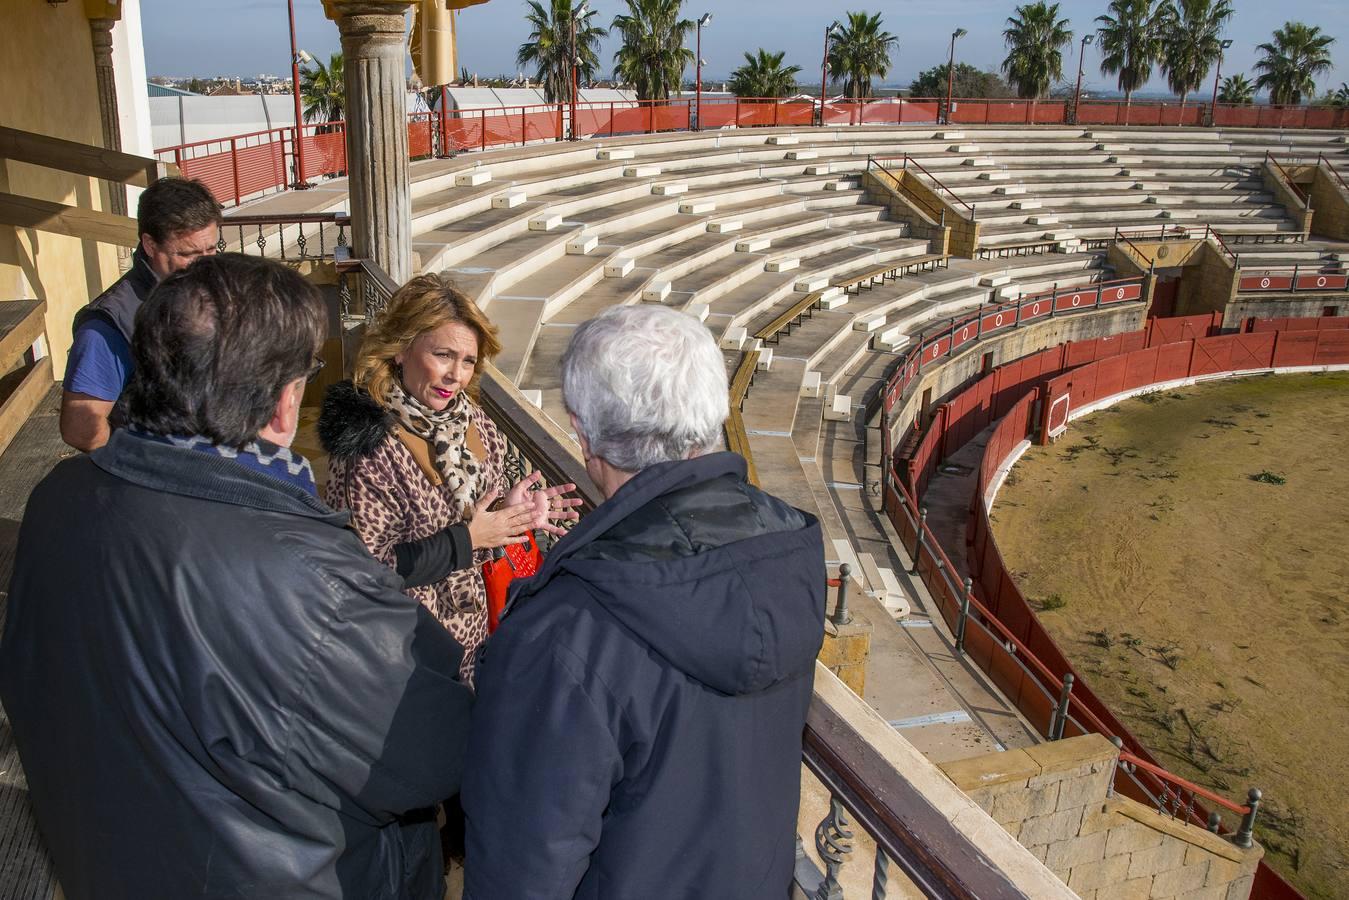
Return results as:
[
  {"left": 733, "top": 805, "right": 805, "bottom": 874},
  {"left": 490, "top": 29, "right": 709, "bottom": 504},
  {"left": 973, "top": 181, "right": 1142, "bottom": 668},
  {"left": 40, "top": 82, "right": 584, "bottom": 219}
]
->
[{"left": 0, "top": 3, "right": 121, "bottom": 377}]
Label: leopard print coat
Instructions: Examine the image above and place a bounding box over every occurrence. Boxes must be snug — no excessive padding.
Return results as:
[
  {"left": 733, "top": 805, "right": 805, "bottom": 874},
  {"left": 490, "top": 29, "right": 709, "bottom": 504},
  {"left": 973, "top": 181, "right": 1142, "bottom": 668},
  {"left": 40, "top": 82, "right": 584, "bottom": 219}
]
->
[{"left": 318, "top": 381, "right": 507, "bottom": 685}]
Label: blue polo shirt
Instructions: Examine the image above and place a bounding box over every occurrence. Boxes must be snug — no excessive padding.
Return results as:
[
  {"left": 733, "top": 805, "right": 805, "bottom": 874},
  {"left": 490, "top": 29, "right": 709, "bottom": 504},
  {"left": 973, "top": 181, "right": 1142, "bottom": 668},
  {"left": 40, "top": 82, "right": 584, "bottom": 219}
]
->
[{"left": 66, "top": 318, "right": 133, "bottom": 401}]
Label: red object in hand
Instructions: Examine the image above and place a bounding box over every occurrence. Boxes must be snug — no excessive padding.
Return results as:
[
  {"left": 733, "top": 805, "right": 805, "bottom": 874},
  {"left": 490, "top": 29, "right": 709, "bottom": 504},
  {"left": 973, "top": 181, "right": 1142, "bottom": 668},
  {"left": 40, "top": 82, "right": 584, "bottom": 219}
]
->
[{"left": 482, "top": 532, "right": 542, "bottom": 633}]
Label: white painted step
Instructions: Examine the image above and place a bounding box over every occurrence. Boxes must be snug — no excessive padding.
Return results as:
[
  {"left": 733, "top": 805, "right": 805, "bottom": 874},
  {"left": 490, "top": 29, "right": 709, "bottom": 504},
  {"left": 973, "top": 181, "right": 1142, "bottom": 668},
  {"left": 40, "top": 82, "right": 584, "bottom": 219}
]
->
[
  {"left": 528, "top": 213, "right": 562, "bottom": 231},
  {"left": 765, "top": 257, "right": 799, "bottom": 272},
  {"left": 519, "top": 389, "right": 543, "bottom": 409},
  {"left": 756, "top": 347, "right": 774, "bottom": 371},
  {"left": 820, "top": 288, "right": 848, "bottom": 310},
  {"left": 736, "top": 236, "right": 772, "bottom": 253},
  {"left": 719, "top": 324, "right": 747, "bottom": 350},
  {"left": 935, "top": 131, "right": 964, "bottom": 140},
  {"left": 623, "top": 164, "right": 662, "bottom": 178},
  {"left": 652, "top": 183, "right": 688, "bottom": 196},
  {"left": 948, "top": 144, "right": 979, "bottom": 153},
  {"left": 872, "top": 326, "right": 909, "bottom": 352},
  {"left": 854, "top": 312, "right": 886, "bottom": 332},
  {"left": 1010, "top": 200, "right": 1041, "bottom": 210},
  {"left": 824, "top": 391, "right": 853, "bottom": 422},
  {"left": 597, "top": 148, "right": 634, "bottom": 160},
  {"left": 787, "top": 150, "right": 818, "bottom": 161},
  {"left": 708, "top": 220, "right": 742, "bottom": 234},
  {"left": 801, "top": 370, "right": 822, "bottom": 398},
  {"left": 767, "top": 135, "right": 798, "bottom": 145},
  {"left": 680, "top": 200, "right": 717, "bottom": 215},
  {"left": 566, "top": 234, "right": 598, "bottom": 255},
  {"left": 963, "top": 158, "right": 994, "bottom": 167},
  {"left": 605, "top": 257, "right": 634, "bottom": 278},
  {"left": 1027, "top": 215, "right": 1058, "bottom": 225},
  {"left": 492, "top": 190, "right": 526, "bottom": 209},
  {"left": 994, "top": 185, "right": 1025, "bottom": 195},
  {"left": 978, "top": 171, "right": 1010, "bottom": 181},
  {"left": 455, "top": 170, "right": 491, "bottom": 187},
  {"left": 980, "top": 273, "right": 1012, "bottom": 287},
  {"left": 823, "top": 180, "right": 852, "bottom": 191},
  {"left": 686, "top": 302, "right": 710, "bottom": 322},
  {"left": 795, "top": 275, "right": 830, "bottom": 293},
  {"left": 805, "top": 164, "right": 834, "bottom": 176},
  {"left": 642, "top": 280, "right": 672, "bottom": 302}
]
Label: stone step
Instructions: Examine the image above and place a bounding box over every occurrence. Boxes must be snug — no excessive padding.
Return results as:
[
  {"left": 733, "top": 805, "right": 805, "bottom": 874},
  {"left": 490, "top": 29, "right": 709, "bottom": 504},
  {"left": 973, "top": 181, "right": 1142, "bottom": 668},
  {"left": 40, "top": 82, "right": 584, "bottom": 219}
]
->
[
  {"left": 597, "top": 148, "right": 634, "bottom": 160},
  {"left": 1010, "top": 200, "right": 1041, "bottom": 210},
  {"left": 979, "top": 171, "right": 1010, "bottom": 181},
  {"left": 652, "top": 183, "right": 688, "bottom": 196},
  {"left": 962, "top": 158, "right": 995, "bottom": 167},
  {"left": 979, "top": 273, "right": 1012, "bottom": 287},
  {"left": 757, "top": 347, "right": 775, "bottom": 371},
  {"left": 719, "top": 324, "right": 747, "bottom": 350},
  {"left": 801, "top": 370, "right": 822, "bottom": 398},
  {"left": 805, "top": 164, "right": 834, "bottom": 176},
  {"left": 455, "top": 170, "right": 492, "bottom": 187},
  {"left": 872, "top": 326, "right": 909, "bottom": 352},
  {"left": 1027, "top": 215, "right": 1059, "bottom": 225},
  {"left": 566, "top": 233, "right": 598, "bottom": 255},
  {"left": 767, "top": 135, "right": 799, "bottom": 145},
  {"left": 795, "top": 275, "right": 830, "bottom": 293},
  {"left": 819, "top": 287, "right": 848, "bottom": 310},
  {"left": 708, "top": 220, "right": 743, "bottom": 234},
  {"left": 736, "top": 236, "right": 772, "bottom": 253},
  {"left": 528, "top": 213, "right": 562, "bottom": 231},
  {"left": 824, "top": 391, "right": 853, "bottom": 422},
  {"left": 492, "top": 190, "right": 526, "bottom": 209},
  {"left": 623, "top": 164, "right": 662, "bottom": 178},
  {"left": 994, "top": 185, "right": 1026, "bottom": 195},
  {"left": 686, "top": 302, "right": 710, "bottom": 322},
  {"left": 605, "top": 257, "right": 634, "bottom": 278},
  {"left": 854, "top": 312, "right": 886, "bottom": 332},
  {"left": 642, "top": 280, "right": 672, "bottom": 302},
  {"left": 680, "top": 199, "right": 717, "bottom": 215},
  {"left": 765, "top": 257, "right": 799, "bottom": 272},
  {"left": 787, "top": 150, "right": 818, "bottom": 161},
  {"left": 949, "top": 144, "right": 980, "bottom": 153}
]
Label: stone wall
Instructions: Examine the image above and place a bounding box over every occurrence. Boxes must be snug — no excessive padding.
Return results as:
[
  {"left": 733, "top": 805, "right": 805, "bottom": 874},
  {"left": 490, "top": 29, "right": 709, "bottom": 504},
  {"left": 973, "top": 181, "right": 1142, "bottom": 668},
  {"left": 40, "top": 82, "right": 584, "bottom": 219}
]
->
[
  {"left": 1260, "top": 161, "right": 1314, "bottom": 240},
  {"left": 883, "top": 305, "right": 1148, "bottom": 443},
  {"left": 1307, "top": 164, "right": 1349, "bottom": 241},
  {"left": 1223, "top": 294, "right": 1349, "bottom": 328},
  {"left": 861, "top": 169, "right": 952, "bottom": 256},
  {"left": 939, "top": 735, "right": 1263, "bottom": 900},
  {"left": 1174, "top": 242, "right": 1238, "bottom": 318}
]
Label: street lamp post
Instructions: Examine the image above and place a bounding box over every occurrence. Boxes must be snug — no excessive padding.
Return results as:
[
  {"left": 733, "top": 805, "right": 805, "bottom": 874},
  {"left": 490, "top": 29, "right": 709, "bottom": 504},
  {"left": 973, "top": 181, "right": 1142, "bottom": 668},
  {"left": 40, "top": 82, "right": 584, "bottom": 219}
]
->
[
  {"left": 570, "top": 1, "right": 589, "bottom": 141},
  {"left": 944, "top": 28, "right": 966, "bottom": 126},
  {"left": 1210, "top": 39, "right": 1234, "bottom": 125},
  {"left": 287, "top": 0, "right": 308, "bottom": 187},
  {"left": 696, "top": 13, "right": 711, "bottom": 131},
  {"left": 820, "top": 22, "right": 839, "bottom": 126},
  {"left": 1072, "top": 33, "right": 1094, "bottom": 125}
]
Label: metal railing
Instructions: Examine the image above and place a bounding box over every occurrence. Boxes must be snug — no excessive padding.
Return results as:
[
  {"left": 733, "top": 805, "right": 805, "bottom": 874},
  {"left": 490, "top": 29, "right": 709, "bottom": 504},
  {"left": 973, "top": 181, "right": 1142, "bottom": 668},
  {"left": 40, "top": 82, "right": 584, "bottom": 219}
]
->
[
  {"left": 872, "top": 155, "right": 975, "bottom": 220},
  {"left": 155, "top": 98, "right": 1349, "bottom": 208},
  {"left": 1236, "top": 266, "right": 1349, "bottom": 293},
  {"left": 1318, "top": 152, "right": 1349, "bottom": 194},
  {"left": 218, "top": 211, "right": 349, "bottom": 261}
]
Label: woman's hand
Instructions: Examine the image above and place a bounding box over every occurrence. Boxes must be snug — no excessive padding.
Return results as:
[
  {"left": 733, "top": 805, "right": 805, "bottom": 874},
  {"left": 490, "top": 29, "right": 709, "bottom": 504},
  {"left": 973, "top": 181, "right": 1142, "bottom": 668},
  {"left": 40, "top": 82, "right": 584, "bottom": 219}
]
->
[
  {"left": 467, "top": 489, "right": 536, "bottom": 550},
  {"left": 506, "top": 471, "right": 583, "bottom": 536}
]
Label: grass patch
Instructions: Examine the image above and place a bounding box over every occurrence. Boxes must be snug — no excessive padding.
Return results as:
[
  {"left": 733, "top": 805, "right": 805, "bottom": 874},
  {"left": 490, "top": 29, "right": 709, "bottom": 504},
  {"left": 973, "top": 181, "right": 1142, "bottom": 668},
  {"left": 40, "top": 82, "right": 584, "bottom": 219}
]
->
[
  {"left": 1038, "top": 593, "right": 1068, "bottom": 611},
  {"left": 1250, "top": 470, "right": 1287, "bottom": 485}
]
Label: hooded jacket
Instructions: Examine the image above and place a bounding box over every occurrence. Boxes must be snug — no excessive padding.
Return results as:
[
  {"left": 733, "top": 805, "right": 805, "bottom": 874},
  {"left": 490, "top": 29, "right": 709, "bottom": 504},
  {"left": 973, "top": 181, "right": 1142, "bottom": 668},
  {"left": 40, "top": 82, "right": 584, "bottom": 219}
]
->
[
  {"left": 0, "top": 430, "right": 473, "bottom": 900},
  {"left": 462, "top": 451, "right": 826, "bottom": 900}
]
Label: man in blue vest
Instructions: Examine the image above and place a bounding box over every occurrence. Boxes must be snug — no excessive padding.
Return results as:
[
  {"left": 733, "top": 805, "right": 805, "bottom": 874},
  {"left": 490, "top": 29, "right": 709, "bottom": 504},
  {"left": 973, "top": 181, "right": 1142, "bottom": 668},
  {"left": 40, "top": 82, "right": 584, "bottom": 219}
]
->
[{"left": 60, "top": 177, "right": 221, "bottom": 451}]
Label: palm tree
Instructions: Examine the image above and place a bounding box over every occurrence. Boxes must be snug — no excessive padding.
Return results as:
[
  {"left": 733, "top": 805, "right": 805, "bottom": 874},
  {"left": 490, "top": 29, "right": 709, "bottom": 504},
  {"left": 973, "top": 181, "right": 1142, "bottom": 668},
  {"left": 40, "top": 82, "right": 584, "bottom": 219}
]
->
[
  {"left": 517, "top": 0, "right": 606, "bottom": 104},
  {"left": 1159, "top": 0, "right": 1233, "bottom": 116},
  {"left": 1001, "top": 2, "right": 1073, "bottom": 99},
  {"left": 611, "top": 0, "right": 694, "bottom": 101},
  {"left": 1335, "top": 83, "right": 1349, "bottom": 108},
  {"left": 1095, "top": 0, "right": 1166, "bottom": 111},
  {"left": 728, "top": 49, "right": 802, "bottom": 99},
  {"left": 827, "top": 12, "right": 898, "bottom": 100},
  {"left": 1217, "top": 73, "right": 1255, "bottom": 104},
  {"left": 300, "top": 53, "right": 344, "bottom": 126},
  {"left": 1252, "top": 22, "right": 1337, "bottom": 106}
]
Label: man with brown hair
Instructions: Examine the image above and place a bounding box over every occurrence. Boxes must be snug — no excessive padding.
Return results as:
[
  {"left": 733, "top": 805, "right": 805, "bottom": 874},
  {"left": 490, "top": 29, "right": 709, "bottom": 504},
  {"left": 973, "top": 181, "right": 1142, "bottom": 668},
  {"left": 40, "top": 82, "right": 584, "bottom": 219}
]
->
[{"left": 60, "top": 176, "right": 222, "bottom": 451}]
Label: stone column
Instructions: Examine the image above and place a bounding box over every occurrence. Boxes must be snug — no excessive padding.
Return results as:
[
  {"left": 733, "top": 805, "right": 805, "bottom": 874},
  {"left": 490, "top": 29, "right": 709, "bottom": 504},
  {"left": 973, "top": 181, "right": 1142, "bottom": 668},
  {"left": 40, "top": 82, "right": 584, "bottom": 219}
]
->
[
  {"left": 89, "top": 15, "right": 129, "bottom": 265},
  {"left": 330, "top": 2, "right": 414, "bottom": 285}
]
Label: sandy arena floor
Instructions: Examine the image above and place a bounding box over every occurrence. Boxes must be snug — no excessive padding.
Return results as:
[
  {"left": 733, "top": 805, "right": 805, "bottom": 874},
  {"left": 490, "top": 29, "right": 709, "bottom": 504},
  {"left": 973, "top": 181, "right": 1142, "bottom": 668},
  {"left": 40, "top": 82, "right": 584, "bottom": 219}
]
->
[{"left": 990, "top": 372, "right": 1349, "bottom": 898}]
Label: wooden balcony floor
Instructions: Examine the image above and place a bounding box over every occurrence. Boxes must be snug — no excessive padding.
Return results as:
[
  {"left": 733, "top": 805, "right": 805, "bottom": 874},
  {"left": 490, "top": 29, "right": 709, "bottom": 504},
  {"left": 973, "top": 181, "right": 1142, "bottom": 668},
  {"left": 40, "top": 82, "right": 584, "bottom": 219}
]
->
[{"left": 0, "top": 385, "right": 65, "bottom": 900}]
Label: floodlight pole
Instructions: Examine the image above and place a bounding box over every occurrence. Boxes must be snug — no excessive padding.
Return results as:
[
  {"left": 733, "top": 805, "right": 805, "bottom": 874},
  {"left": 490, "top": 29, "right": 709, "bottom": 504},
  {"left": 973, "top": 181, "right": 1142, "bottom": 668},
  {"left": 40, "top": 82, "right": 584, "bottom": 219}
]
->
[
  {"left": 288, "top": 0, "right": 307, "bottom": 187},
  {"left": 945, "top": 28, "right": 966, "bottom": 126},
  {"left": 1210, "top": 40, "right": 1233, "bottom": 126},
  {"left": 570, "top": 11, "right": 579, "bottom": 140},
  {"left": 820, "top": 24, "right": 835, "bottom": 126},
  {"left": 1072, "top": 34, "right": 1094, "bottom": 125},
  {"left": 696, "top": 13, "right": 711, "bottom": 130}
]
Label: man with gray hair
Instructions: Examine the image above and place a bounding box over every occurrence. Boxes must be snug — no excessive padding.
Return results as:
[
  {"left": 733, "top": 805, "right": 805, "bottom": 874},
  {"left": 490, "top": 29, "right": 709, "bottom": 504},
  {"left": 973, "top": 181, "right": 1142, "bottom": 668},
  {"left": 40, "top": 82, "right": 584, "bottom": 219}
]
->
[{"left": 462, "top": 305, "right": 826, "bottom": 898}]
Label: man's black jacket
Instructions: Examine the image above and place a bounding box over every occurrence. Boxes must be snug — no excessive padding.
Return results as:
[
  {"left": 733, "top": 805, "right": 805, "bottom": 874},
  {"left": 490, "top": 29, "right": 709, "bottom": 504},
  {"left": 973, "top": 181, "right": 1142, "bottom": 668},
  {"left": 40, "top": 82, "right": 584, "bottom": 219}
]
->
[
  {"left": 462, "top": 451, "right": 826, "bottom": 899},
  {"left": 0, "top": 430, "right": 473, "bottom": 900}
]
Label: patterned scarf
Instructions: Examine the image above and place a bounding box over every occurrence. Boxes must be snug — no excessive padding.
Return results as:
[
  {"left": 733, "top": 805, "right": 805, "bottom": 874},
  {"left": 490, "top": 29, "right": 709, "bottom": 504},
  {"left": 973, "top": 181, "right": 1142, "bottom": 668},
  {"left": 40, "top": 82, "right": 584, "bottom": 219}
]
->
[
  {"left": 384, "top": 380, "right": 482, "bottom": 513},
  {"left": 131, "top": 430, "right": 318, "bottom": 497}
]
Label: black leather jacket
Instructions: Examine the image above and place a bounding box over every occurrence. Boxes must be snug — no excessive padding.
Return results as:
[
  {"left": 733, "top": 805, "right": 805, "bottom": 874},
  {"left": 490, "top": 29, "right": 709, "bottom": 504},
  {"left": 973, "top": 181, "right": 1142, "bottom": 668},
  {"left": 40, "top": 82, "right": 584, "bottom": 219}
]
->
[{"left": 0, "top": 430, "right": 473, "bottom": 900}]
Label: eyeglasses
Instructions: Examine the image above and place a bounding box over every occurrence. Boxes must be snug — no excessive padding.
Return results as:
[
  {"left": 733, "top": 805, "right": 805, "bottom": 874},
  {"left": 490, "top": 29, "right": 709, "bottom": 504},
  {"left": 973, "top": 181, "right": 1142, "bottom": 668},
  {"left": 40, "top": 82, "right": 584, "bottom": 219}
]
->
[{"left": 306, "top": 355, "right": 326, "bottom": 384}]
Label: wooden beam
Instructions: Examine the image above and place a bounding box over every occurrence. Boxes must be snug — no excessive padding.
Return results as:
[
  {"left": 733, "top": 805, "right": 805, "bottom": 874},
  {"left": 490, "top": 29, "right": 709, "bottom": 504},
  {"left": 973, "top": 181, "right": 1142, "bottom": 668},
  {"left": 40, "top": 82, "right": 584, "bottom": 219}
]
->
[
  {"left": 0, "top": 301, "right": 47, "bottom": 367},
  {"left": 0, "top": 356, "right": 53, "bottom": 463},
  {"left": 0, "top": 192, "right": 138, "bottom": 247},
  {"left": 0, "top": 125, "right": 177, "bottom": 188}
]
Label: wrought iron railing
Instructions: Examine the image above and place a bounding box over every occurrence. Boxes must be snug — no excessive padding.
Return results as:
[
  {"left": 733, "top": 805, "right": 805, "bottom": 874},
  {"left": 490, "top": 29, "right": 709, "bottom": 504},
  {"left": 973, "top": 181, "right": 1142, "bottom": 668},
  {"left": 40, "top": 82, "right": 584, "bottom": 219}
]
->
[{"left": 218, "top": 211, "right": 349, "bottom": 261}]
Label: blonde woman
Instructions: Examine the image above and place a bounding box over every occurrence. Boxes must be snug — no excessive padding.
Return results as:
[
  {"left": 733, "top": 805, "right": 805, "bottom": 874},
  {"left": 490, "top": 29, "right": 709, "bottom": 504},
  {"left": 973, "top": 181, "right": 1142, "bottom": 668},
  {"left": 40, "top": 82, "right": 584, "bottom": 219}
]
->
[{"left": 318, "top": 273, "right": 578, "bottom": 683}]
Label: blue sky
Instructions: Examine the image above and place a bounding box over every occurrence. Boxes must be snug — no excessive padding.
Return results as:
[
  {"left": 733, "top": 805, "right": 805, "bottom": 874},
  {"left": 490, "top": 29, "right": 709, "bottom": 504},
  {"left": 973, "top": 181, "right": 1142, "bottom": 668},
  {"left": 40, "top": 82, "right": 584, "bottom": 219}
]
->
[{"left": 143, "top": 0, "right": 1345, "bottom": 97}]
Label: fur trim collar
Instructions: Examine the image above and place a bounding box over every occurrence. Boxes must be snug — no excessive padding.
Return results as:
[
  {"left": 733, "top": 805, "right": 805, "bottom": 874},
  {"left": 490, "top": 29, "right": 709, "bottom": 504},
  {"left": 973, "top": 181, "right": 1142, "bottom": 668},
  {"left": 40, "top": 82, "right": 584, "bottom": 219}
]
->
[{"left": 317, "top": 380, "right": 395, "bottom": 460}]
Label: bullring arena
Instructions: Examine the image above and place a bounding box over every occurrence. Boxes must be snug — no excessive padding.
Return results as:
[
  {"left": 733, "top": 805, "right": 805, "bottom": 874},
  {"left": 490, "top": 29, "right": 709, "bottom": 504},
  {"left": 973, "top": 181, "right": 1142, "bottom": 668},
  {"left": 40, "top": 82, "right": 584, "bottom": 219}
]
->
[{"left": 3, "top": 12, "right": 1349, "bottom": 900}]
